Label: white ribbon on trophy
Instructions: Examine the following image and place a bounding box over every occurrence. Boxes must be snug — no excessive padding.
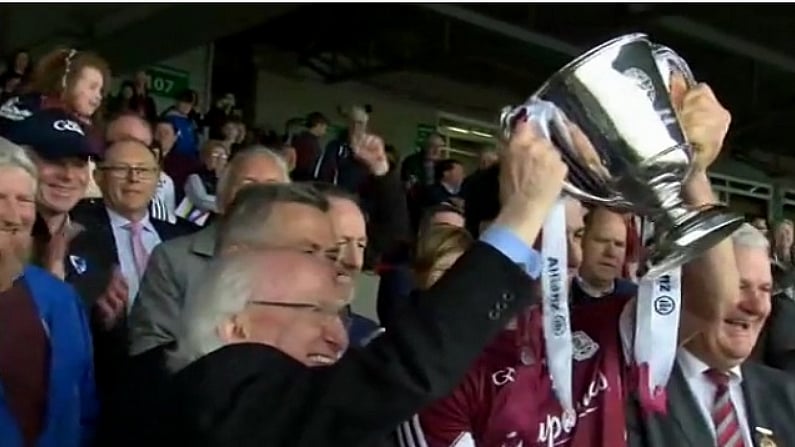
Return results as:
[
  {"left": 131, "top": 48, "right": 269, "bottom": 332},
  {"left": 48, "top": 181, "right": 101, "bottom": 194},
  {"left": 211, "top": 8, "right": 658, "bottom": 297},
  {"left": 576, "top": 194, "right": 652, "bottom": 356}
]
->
[
  {"left": 525, "top": 101, "right": 575, "bottom": 423},
  {"left": 633, "top": 217, "right": 682, "bottom": 413},
  {"left": 541, "top": 198, "right": 575, "bottom": 424}
]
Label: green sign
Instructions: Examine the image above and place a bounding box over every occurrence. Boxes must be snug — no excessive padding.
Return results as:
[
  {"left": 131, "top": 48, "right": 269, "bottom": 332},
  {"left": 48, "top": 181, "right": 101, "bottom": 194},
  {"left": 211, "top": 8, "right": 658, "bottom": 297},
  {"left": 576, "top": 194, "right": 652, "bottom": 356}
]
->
[
  {"left": 415, "top": 123, "right": 437, "bottom": 149},
  {"left": 146, "top": 65, "right": 189, "bottom": 99}
]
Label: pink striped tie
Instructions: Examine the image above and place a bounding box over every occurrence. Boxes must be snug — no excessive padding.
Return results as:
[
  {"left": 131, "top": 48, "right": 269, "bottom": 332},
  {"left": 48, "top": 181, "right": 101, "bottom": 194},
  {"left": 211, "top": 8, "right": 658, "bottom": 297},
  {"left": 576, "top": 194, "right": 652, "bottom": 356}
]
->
[
  {"left": 704, "top": 369, "right": 746, "bottom": 447},
  {"left": 126, "top": 221, "right": 149, "bottom": 278}
]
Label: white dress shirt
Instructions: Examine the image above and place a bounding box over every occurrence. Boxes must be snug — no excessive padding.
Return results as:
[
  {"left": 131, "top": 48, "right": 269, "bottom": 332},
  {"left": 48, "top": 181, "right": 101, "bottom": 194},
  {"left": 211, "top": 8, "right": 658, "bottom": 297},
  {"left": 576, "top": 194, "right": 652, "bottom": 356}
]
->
[
  {"left": 106, "top": 207, "right": 162, "bottom": 310},
  {"left": 677, "top": 348, "right": 754, "bottom": 447}
]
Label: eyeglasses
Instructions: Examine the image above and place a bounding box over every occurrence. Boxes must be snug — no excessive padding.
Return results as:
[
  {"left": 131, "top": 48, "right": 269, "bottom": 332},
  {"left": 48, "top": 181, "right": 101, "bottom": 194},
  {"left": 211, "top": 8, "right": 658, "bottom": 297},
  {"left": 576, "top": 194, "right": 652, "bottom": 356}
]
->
[
  {"left": 99, "top": 165, "right": 159, "bottom": 180},
  {"left": 249, "top": 300, "right": 352, "bottom": 329}
]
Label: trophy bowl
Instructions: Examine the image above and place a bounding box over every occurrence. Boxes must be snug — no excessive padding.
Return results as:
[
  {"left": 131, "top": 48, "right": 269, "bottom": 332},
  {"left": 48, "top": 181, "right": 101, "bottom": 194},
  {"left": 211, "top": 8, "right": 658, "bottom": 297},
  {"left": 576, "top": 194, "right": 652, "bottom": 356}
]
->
[{"left": 501, "top": 33, "right": 743, "bottom": 277}]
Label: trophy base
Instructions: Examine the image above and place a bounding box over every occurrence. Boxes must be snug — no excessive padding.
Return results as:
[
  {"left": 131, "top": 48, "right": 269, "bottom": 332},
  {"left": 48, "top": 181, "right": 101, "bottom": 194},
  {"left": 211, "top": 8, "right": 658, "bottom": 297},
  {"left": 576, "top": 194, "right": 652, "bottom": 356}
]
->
[{"left": 644, "top": 203, "right": 744, "bottom": 278}]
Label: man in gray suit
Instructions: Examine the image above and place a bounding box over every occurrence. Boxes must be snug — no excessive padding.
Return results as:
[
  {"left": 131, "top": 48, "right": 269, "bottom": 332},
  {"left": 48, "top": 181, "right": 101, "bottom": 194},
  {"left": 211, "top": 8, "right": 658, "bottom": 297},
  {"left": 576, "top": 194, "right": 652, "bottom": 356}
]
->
[
  {"left": 128, "top": 147, "right": 292, "bottom": 355},
  {"left": 628, "top": 223, "right": 795, "bottom": 447}
]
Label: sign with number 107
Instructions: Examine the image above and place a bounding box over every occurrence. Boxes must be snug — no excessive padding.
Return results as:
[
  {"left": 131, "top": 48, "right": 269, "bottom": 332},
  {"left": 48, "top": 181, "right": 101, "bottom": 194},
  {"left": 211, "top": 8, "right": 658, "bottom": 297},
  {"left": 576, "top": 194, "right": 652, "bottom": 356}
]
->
[{"left": 146, "top": 65, "right": 190, "bottom": 99}]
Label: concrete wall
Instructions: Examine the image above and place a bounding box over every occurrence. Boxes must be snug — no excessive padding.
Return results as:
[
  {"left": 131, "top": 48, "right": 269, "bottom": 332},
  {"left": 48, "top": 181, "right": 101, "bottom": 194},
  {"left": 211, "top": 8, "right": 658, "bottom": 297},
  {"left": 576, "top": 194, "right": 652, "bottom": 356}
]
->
[
  {"left": 109, "top": 45, "right": 212, "bottom": 114},
  {"left": 254, "top": 70, "right": 440, "bottom": 155}
]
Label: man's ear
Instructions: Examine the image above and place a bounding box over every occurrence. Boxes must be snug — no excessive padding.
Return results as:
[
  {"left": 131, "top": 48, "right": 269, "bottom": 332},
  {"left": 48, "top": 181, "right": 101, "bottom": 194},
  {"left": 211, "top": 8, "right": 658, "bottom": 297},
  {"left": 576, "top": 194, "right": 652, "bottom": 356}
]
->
[{"left": 216, "top": 312, "right": 250, "bottom": 344}]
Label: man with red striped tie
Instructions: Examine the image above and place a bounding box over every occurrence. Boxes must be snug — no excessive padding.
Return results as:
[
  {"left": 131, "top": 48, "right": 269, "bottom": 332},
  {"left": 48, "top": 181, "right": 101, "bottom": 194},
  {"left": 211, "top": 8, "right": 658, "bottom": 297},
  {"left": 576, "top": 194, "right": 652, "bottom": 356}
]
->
[{"left": 627, "top": 223, "right": 795, "bottom": 447}]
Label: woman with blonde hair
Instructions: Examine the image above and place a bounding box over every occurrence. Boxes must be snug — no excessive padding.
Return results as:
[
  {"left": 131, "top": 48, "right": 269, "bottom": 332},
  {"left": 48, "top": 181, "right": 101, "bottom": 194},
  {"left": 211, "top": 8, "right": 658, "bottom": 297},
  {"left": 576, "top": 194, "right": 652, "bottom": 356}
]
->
[{"left": 414, "top": 224, "right": 475, "bottom": 290}]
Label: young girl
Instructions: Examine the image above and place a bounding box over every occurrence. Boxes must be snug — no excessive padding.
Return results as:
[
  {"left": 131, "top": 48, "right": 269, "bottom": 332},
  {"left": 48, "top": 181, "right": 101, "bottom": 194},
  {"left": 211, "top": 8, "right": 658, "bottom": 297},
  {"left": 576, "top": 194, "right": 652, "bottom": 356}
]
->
[
  {"left": 1, "top": 47, "right": 109, "bottom": 129},
  {"left": 0, "top": 48, "right": 111, "bottom": 198}
]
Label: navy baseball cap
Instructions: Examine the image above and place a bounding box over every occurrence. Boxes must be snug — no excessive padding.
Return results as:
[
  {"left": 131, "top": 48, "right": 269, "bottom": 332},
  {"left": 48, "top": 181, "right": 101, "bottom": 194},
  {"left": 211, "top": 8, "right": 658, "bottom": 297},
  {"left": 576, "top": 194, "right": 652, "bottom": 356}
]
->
[{"left": 2, "top": 108, "right": 95, "bottom": 160}]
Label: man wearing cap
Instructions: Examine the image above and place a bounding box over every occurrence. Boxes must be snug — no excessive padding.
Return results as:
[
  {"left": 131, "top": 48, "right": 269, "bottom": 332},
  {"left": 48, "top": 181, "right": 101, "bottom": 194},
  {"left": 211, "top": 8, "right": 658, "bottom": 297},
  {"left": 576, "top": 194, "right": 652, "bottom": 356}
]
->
[
  {"left": 2, "top": 108, "right": 112, "bottom": 304},
  {"left": 0, "top": 136, "right": 97, "bottom": 447}
]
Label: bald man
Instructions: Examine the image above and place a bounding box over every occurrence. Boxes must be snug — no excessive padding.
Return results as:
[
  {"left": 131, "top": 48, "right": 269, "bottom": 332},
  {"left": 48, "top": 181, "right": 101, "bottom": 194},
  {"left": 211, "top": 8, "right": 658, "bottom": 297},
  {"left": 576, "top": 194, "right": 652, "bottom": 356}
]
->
[
  {"left": 82, "top": 113, "right": 156, "bottom": 201},
  {"left": 105, "top": 112, "right": 154, "bottom": 147},
  {"left": 573, "top": 206, "right": 638, "bottom": 305}
]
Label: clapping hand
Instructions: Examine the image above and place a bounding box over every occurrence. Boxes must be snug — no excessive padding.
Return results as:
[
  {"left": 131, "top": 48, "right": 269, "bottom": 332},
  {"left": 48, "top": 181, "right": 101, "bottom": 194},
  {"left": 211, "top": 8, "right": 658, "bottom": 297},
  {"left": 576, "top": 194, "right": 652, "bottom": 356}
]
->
[
  {"left": 95, "top": 266, "right": 129, "bottom": 331},
  {"left": 43, "top": 223, "right": 82, "bottom": 280}
]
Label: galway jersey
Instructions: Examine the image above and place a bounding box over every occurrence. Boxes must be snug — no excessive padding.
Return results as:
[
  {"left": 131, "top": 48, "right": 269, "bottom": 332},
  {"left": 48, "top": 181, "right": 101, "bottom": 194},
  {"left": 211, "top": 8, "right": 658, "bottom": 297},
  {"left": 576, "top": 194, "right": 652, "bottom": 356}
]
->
[{"left": 400, "top": 295, "right": 632, "bottom": 447}]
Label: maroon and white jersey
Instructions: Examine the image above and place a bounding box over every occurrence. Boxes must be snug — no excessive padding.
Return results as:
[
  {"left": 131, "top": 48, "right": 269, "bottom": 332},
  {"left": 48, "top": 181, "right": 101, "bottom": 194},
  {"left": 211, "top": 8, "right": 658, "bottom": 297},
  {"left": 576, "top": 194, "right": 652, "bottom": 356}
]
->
[{"left": 399, "top": 295, "right": 633, "bottom": 447}]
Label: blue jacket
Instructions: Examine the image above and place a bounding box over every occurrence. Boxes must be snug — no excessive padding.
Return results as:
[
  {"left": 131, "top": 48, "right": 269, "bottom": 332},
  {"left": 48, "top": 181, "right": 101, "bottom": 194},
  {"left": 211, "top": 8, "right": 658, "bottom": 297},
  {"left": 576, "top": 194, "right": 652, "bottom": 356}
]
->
[
  {"left": 163, "top": 109, "right": 199, "bottom": 159},
  {"left": 0, "top": 266, "right": 98, "bottom": 447}
]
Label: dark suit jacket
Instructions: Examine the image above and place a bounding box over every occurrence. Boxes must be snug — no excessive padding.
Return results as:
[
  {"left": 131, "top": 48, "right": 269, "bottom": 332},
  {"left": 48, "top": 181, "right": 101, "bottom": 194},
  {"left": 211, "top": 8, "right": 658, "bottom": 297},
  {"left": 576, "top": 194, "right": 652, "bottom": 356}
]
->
[
  {"left": 359, "top": 169, "right": 411, "bottom": 263},
  {"left": 627, "top": 361, "right": 795, "bottom": 447},
  {"left": 142, "top": 242, "right": 537, "bottom": 447},
  {"left": 68, "top": 203, "right": 197, "bottom": 406},
  {"left": 95, "top": 342, "right": 174, "bottom": 447},
  {"left": 752, "top": 293, "right": 795, "bottom": 374},
  {"left": 423, "top": 183, "right": 459, "bottom": 208}
]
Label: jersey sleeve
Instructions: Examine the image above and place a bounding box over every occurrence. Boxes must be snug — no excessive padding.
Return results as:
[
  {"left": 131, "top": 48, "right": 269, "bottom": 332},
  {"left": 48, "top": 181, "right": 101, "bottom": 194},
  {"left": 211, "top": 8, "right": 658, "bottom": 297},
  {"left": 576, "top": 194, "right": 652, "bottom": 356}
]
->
[{"left": 397, "top": 365, "right": 484, "bottom": 447}]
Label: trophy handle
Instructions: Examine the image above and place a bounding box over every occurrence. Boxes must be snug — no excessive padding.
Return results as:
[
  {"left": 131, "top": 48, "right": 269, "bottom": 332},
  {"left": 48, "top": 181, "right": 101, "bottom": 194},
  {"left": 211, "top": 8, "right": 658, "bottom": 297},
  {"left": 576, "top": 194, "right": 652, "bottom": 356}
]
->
[
  {"left": 652, "top": 44, "right": 697, "bottom": 89},
  {"left": 500, "top": 99, "right": 618, "bottom": 206}
]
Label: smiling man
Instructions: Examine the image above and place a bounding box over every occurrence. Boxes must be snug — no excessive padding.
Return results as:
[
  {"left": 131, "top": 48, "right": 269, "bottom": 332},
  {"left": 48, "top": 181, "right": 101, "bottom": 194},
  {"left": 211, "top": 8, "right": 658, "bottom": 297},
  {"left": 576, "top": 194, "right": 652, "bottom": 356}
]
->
[
  {"left": 629, "top": 223, "right": 795, "bottom": 447},
  {"left": 0, "top": 108, "right": 97, "bottom": 282},
  {"left": 65, "top": 139, "right": 198, "bottom": 415}
]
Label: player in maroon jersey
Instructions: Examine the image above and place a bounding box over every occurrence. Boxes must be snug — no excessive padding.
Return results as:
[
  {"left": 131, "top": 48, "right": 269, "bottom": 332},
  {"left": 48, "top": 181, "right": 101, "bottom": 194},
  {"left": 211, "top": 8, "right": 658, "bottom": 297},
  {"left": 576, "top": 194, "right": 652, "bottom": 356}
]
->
[{"left": 398, "top": 75, "right": 740, "bottom": 447}]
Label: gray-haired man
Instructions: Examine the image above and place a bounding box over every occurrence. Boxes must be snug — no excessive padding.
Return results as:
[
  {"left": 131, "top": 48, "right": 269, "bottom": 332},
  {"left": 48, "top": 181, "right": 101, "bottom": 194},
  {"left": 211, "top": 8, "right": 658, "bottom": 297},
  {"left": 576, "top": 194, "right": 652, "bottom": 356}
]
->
[{"left": 128, "top": 146, "right": 292, "bottom": 356}]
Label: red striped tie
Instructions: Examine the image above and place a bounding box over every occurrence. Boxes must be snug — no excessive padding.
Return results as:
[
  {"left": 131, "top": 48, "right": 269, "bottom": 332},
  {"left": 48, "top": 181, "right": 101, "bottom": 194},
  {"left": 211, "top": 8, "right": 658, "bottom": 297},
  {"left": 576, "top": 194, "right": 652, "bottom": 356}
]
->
[{"left": 704, "top": 369, "right": 746, "bottom": 447}]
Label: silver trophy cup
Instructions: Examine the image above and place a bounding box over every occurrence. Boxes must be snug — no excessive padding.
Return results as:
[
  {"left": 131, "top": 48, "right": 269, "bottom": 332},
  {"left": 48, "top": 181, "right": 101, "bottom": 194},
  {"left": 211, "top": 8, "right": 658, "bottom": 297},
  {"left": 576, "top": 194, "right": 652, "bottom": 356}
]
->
[{"left": 501, "top": 33, "right": 743, "bottom": 277}]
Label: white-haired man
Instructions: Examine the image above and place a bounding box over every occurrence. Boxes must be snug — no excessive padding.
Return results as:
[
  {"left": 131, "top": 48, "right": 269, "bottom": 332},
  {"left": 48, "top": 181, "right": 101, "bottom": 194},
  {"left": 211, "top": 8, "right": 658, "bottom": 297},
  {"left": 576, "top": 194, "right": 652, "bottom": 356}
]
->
[
  {"left": 628, "top": 223, "right": 795, "bottom": 446},
  {"left": 128, "top": 146, "right": 291, "bottom": 355},
  {"left": 99, "top": 182, "right": 340, "bottom": 446},
  {"left": 0, "top": 137, "right": 97, "bottom": 447},
  {"left": 121, "top": 102, "right": 569, "bottom": 447}
]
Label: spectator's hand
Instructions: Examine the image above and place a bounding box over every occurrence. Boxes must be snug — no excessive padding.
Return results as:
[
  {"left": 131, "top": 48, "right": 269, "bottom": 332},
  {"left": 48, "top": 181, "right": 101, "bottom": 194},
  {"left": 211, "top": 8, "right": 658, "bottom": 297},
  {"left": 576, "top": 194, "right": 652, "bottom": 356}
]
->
[
  {"left": 352, "top": 134, "right": 389, "bottom": 176},
  {"left": 43, "top": 223, "right": 82, "bottom": 280},
  {"left": 495, "top": 117, "right": 567, "bottom": 247},
  {"left": 670, "top": 72, "right": 730, "bottom": 172},
  {"left": 95, "top": 266, "right": 129, "bottom": 330}
]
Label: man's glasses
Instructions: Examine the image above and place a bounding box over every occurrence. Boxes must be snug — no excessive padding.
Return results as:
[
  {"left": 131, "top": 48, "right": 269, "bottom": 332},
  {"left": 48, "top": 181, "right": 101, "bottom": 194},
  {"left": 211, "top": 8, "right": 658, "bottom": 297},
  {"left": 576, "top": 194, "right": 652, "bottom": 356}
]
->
[
  {"left": 249, "top": 300, "right": 352, "bottom": 329},
  {"left": 99, "top": 165, "right": 159, "bottom": 180}
]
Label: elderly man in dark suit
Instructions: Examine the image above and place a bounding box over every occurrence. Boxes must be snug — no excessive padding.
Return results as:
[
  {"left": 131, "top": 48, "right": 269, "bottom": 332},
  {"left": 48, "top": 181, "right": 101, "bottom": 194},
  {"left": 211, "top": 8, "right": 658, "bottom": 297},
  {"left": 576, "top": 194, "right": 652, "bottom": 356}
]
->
[
  {"left": 135, "top": 117, "right": 568, "bottom": 447},
  {"left": 628, "top": 223, "right": 795, "bottom": 447}
]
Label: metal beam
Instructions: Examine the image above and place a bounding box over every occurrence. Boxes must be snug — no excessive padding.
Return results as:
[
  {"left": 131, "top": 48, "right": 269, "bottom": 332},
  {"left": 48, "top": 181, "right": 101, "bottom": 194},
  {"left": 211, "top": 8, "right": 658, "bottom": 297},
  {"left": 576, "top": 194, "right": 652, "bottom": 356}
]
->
[
  {"left": 656, "top": 16, "right": 795, "bottom": 74},
  {"left": 324, "top": 61, "right": 407, "bottom": 84},
  {"left": 89, "top": 5, "right": 300, "bottom": 73},
  {"left": 416, "top": 4, "right": 581, "bottom": 57}
]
